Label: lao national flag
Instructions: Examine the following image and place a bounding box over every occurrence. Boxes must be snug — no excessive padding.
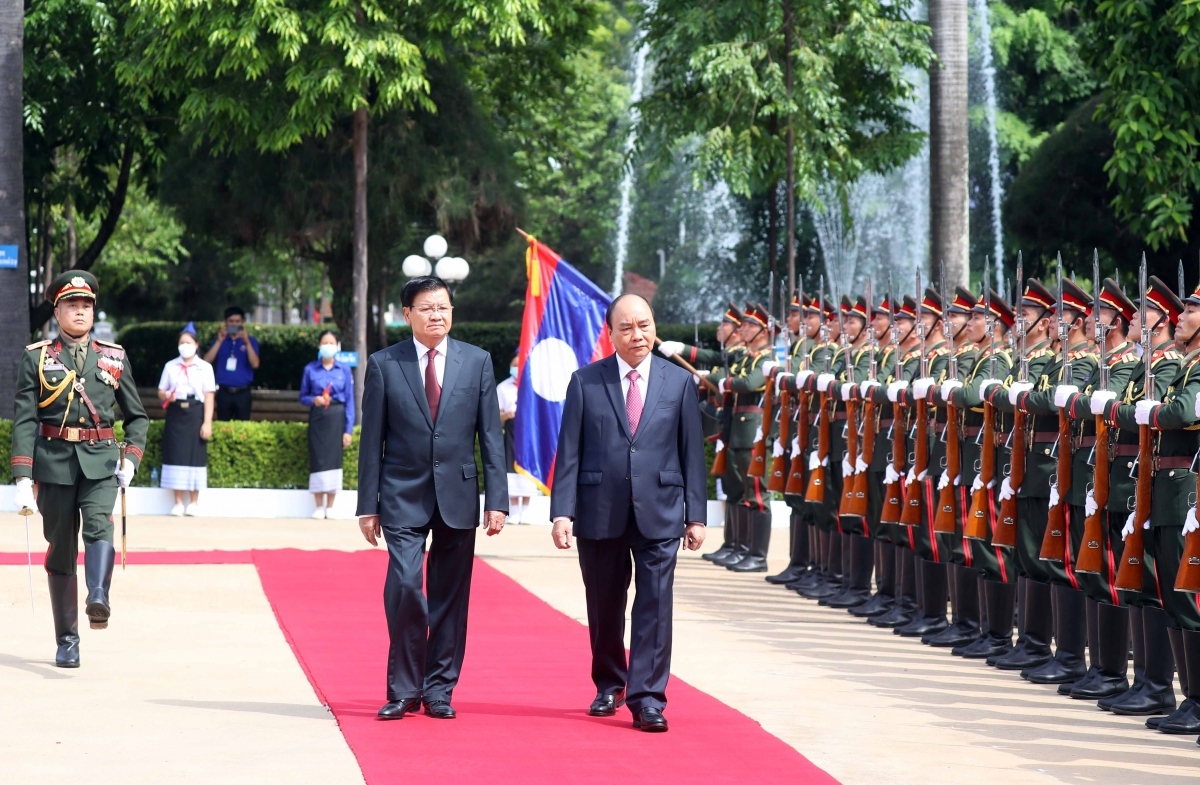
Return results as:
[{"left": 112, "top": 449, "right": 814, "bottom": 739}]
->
[{"left": 513, "top": 235, "right": 613, "bottom": 494}]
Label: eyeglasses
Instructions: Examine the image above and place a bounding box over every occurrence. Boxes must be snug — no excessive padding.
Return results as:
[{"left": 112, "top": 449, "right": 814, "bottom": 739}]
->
[{"left": 411, "top": 305, "right": 453, "bottom": 316}]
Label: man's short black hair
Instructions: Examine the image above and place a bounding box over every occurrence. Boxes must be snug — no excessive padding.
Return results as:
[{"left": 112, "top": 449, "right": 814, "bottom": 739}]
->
[
  {"left": 401, "top": 276, "right": 453, "bottom": 308},
  {"left": 224, "top": 306, "right": 246, "bottom": 320},
  {"left": 605, "top": 293, "right": 655, "bottom": 328}
]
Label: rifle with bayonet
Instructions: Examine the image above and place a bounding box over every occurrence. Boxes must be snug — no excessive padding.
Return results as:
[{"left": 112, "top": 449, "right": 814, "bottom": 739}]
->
[
  {"left": 785, "top": 275, "right": 810, "bottom": 495},
  {"left": 1077, "top": 250, "right": 1111, "bottom": 574},
  {"left": 769, "top": 279, "right": 795, "bottom": 492},
  {"left": 881, "top": 280, "right": 907, "bottom": 523},
  {"left": 935, "top": 266, "right": 961, "bottom": 534},
  {"left": 966, "top": 260, "right": 998, "bottom": 540},
  {"left": 900, "top": 270, "right": 930, "bottom": 527},
  {"left": 994, "top": 254, "right": 1027, "bottom": 549},
  {"left": 838, "top": 286, "right": 862, "bottom": 518},
  {"left": 748, "top": 302, "right": 774, "bottom": 479},
  {"left": 846, "top": 280, "right": 875, "bottom": 518},
  {"left": 804, "top": 281, "right": 831, "bottom": 502},
  {"left": 1041, "top": 252, "right": 1073, "bottom": 561},
  {"left": 1178, "top": 253, "right": 1200, "bottom": 593},
  {"left": 1116, "top": 254, "right": 1154, "bottom": 591}
]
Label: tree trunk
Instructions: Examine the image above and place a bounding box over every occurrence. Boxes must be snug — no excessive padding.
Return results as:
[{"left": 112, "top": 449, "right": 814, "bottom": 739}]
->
[
  {"left": 352, "top": 106, "right": 369, "bottom": 424},
  {"left": 0, "top": 3, "right": 28, "bottom": 419},
  {"left": 928, "top": 0, "right": 969, "bottom": 288},
  {"left": 376, "top": 260, "right": 388, "bottom": 351},
  {"left": 65, "top": 195, "right": 77, "bottom": 267},
  {"left": 766, "top": 180, "right": 778, "bottom": 314},
  {"left": 783, "top": 0, "right": 797, "bottom": 303}
]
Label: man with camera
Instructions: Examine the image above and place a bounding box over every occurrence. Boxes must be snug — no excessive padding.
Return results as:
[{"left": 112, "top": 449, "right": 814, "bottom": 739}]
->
[{"left": 204, "top": 305, "right": 261, "bottom": 420}]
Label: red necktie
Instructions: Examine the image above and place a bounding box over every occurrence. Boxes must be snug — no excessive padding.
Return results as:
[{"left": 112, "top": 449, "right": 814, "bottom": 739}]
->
[
  {"left": 626, "top": 369, "right": 643, "bottom": 435},
  {"left": 425, "top": 348, "right": 441, "bottom": 421}
]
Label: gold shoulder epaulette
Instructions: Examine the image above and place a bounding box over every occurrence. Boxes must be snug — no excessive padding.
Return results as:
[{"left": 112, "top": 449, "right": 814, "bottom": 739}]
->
[
  {"left": 26, "top": 339, "right": 51, "bottom": 351},
  {"left": 95, "top": 339, "right": 124, "bottom": 350}
]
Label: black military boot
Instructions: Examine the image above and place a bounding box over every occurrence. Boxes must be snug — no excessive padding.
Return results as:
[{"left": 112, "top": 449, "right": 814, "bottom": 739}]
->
[
  {"left": 704, "top": 502, "right": 738, "bottom": 562},
  {"left": 927, "top": 565, "right": 981, "bottom": 647},
  {"left": 1155, "top": 628, "right": 1200, "bottom": 733},
  {"left": 897, "top": 559, "right": 949, "bottom": 638},
  {"left": 730, "top": 511, "right": 771, "bottom": 572},
  {"left": 84, "top": 540, "right": 115, "bottom": 630},
  {"left": 826, "top": 535, "right": 875, "bottom": 608},
  {"left": 1110, "top": 606, "right": 1177, "bottom": 716},
  {"left": 1062, "top": 597, "right": 1102, "bottom": 696},
  {"left": 801, "top": 528, "right": 843, "bottom": 599},
  {"left": 1024, "top": 584, "right": 1088, "bottom": 683},
  {"left": 48, "top": 574, "right": 80, "bottom": 668},
  {"left": 820, "top": 533, "right": 857, "bottom": 605},
  {"left": 713, "top": 506, "right": 748, "bottom": 566},
  {"left": 996, "top": 578, "right": 1053, "bottom": 670},
  {"left": 766, "top": 513, "right": 806, "bottom": 584},
  {"left": 1100, "top": 604, "right": 1145, "bottom": 710},
  {"left": 1072, "top": 601, "right": 1130, "bottom": 700},
  {"left": 871, "top": 547, "right": 918, "bottom": 628},
  {"left": 850, "top": 541, "right": 895, "bottom": 617},
  {"left": 956, "top": 578, "right": 1015, "bottom": 658}
]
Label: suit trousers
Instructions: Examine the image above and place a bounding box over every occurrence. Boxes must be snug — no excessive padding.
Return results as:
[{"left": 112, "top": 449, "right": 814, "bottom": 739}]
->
[
  {"left": 577, "top": 517, "right": 680, "bottom": 714},
  {"left": 382, "top": 508, "right": 476, "bottom": 703}
]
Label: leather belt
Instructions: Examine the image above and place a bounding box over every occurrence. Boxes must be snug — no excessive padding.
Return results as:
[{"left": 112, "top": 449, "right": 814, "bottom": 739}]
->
[
  {"left": 879, "top": 419, "right": 894, "bottom": 429},
  {"left": 222, "top": 385, "right": 251, "bottom": 394},
  {"left": 1031, "top": 431, "right": 1058, "bottom": 443},
  {"left": 1078, "top": 436, "right": 1097, "bottom": 448},
  {"left": 1113, "top": 444, "right": 1140, "bottom": 457},
  {"left": 733, "top": 406, "right": 762, "bottom": 414},
  {"left": 40, "top": 424, "right": 114, "bottom": 443},
  {"left": 833, "top": 412, "right": 848, "bottom": 421},
  {"left": 962, "top": 426, "right": 981, "bottom": 437},
  {"left": 1155, "top": 456, "right": 1194, "bottom": 470}
]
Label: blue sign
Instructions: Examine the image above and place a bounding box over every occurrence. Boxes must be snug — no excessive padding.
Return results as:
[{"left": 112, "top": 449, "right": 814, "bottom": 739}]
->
[
  {"left": 0, "top": 246, "right": 17, "bottom": 269},
  {"left": 335, "top": 351, "right": 358, "bottom": 367}
]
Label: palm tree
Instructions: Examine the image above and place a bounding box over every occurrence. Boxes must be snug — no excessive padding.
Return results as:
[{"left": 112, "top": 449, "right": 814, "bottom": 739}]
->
[
  {"left": 0, "top": 1, "right": 29, "bottom": 419},
  {"left": 928, "top": 0, "right": 969, "bottom": 288}
]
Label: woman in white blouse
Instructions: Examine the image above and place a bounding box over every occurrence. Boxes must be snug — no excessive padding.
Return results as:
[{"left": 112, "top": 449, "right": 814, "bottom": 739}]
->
[{"left": 157, "top": 323, "right": 217, "bottom": 516}]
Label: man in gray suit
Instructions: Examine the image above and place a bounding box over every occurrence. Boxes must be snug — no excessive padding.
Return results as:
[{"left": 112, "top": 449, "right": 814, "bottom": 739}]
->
[
  {"left": 357, "top": 276, "right": 508, "bottom": 721},
  {"left": 550, "top": 294, "right": 708, "bottom": 732}
]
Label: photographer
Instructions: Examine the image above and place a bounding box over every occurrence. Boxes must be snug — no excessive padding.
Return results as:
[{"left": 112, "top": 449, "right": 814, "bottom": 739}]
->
[{"left": 203, "top": 306, "right": 261, "bottom": 420}]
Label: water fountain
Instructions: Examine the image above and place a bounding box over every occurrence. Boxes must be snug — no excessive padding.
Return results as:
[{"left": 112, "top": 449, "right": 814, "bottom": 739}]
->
[
  {"left": 972, "top": 0, "right": 1004, "bottom": 289},
  {"left": 611, "top": 35, "right": 651, "bottom": 297}
]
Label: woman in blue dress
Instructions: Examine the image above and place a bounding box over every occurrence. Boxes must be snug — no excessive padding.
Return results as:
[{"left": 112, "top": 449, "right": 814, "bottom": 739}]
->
[{"left": 299, "top": 330, "right": 355, "bottom": 518}]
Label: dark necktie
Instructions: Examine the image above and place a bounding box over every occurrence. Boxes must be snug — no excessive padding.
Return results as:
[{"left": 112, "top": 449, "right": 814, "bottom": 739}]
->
[{"left": 425, "top": 348, "right": 441, "bottom": 421}]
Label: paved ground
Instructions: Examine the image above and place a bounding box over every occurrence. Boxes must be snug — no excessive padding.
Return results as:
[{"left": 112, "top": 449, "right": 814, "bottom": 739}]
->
[{"left": 0, "top": 514, "right": 1196, "bottom": 783}]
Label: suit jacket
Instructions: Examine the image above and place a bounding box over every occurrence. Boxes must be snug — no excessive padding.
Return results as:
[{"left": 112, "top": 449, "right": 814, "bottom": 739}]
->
[
  {"left": 550, "top": 354, "right": 707, "bottom": 540},
  {"left": 356, "top": 338, "right": 508, "bottom": 529}
]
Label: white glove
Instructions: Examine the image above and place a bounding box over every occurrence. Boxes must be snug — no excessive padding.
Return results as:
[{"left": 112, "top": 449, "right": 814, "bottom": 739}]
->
[
  {"left": 718, "top": 378, "right": 728, "bottom": 395},
  {"left": 940, "top": 380, "right": 963, "bottom": 401},
  {"left": 807, "top": 451, "right": 828, "bottom": 470},
  {"left": 912, "top": 377, "right": 935, "bottom": 399},
  {"left": 761, "top": 360, "right": 778, "bottom": 376},
  {"left": 1185, "top": 507, "right": 1199, "bottom": 536},
  {"left": 938, "top": 470, "right": 950, "bottom": 490},
  {"left": 1091, "top": 390, "right": 1117, "bottom": 416},
  {"left": 1049, "top": 482, "right": 1060, "bottom": 509},
  {"left": 1122, "top": 511, "right": 1135, "bottom": 541},
  {"left": 998, "top": 477, "right": 1014, "bottom": 501},
  {"left": 816, "top": 373, "right": 835, "bottom": 392},
  {"left": 1145, "top": 516, "right": 1151, "bottom": 530},
  {"left": 978, "top": 379, "right": 1002, "bottom": 398},
  {"left": 115, "top": 458, "right": 136, "bottom": 489},
  {"left": 1008, "top": 381, "right": 1034, "bottom": 406},
  {"left": 772, "top": 438, "right": 785, "bottom": 458},
  {"left": 790, "top": 434, "right": 801, "bottom": 458},
  {"left": 1135, "top": 399, "right": 1159, "bottom": 426},
  {"left": 715, "top": 439, "right": 725, "bottom": 454},
  {"left": 856, "top": 457, "right": 868, "bottom": 473},
  {"left": 885, "top": 465, "right": 901, "bottom": 485},
  {"left": 970, "top": 475, "right": 984, "bottom": 494},
  {"left": 887, "top": 380, "right": 909, "bottom": 402},
  {"left": 795, "top": 370, "right": 814, "bottom": 389},
  {"left": 14, "top": 478, "right": 36, "bottom": 514},
  {"left": 753, "top": 426, "right": 763, "bottom": 444},
  {"left": 776, "top": 372, "right": 793, "bottom": 393},
  {"left": 1085, "top": 488, "right": 1098, "bottom": 518},
  {"left": 842, "top": 455, "right": 853, "bottom": 477},
  {"left": 1053, "top": 385, "right": 1079, "bottom": 409},
  {"left": 840, "top": 382, "right": 856, "bottom": 401},
  {"left": 692, "top": 373, "right": 702, "bottom": 385},
  {"left": 861, "top": 379, "right": 881, "bottom": 397},
  {"left": 658, "top": 340, "right": 684, "bottom": 358}
]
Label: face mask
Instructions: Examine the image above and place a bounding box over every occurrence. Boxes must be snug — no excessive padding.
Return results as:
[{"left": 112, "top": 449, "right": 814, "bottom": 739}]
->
[
  {"left": 178, "top": 343, "right": 197, "bottom": 360},
  {"left": 509, "top": 366, "right": 518, "bottom": 379},
  {"left": 319, "top": 344, "right": 338, "bottom": 359}
]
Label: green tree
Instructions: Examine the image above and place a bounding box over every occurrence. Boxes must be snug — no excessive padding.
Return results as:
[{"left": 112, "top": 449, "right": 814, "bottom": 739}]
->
[{"left": 0, "top": 0, "right": 28, "bottom": 419}]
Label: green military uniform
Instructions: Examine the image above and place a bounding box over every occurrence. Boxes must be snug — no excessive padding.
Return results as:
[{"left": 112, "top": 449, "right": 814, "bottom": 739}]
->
[{"left": 11, "top": 270, "right": 149, "bottom": 668}]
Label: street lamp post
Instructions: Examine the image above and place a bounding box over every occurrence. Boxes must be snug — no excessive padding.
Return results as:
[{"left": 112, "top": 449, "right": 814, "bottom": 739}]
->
[{"left": 403, "top": 234, "right": 470, "bottom": 291}]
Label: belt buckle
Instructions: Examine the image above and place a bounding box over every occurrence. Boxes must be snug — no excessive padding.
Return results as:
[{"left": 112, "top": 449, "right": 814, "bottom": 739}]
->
[{"left": 65, "top": 427, "right": 81, "bottom": 442}]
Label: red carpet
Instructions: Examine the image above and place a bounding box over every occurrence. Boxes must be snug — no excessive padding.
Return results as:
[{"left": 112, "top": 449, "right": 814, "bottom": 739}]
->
[{"left": 253, "top": 549, "right": 836, "bottom": 784}]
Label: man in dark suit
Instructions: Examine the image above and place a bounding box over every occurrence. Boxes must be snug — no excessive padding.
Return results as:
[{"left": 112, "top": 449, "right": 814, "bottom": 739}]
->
[
  {"left": 550, "top": 293, "right": 708, "bottom": 733},
  {"left": 357, "top": 276, "right": 508, "bottom": 721}
]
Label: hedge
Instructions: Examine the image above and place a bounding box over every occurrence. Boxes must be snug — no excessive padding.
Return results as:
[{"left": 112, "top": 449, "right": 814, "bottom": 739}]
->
[{"left": 117, "top": 321, "right": 719, "bottom": 392}]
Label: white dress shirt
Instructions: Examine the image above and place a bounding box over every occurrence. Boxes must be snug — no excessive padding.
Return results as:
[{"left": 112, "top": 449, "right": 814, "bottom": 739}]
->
[
  {"left": 415, "top": 337, "right": 449, "bottom": 388},
  {"left": 158, "top": 356, "right": 218, "bottom": 399},
  {"left": 615, "top": 352, "right": 652, "bottom": 402}
]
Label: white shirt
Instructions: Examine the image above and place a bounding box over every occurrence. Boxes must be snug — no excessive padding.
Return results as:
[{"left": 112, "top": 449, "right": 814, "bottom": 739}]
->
[
  {"left": 496, "top": 376, "right": 518, "bottom": 414},
  {"left": 615, "top": 353, "right": 651, "bottom": 402},
  {"left": 158, "top": 356, "right": 218, "bottom": 399},
  {"left": 415, "top": 337, "right": 449, "bottom": 388}
]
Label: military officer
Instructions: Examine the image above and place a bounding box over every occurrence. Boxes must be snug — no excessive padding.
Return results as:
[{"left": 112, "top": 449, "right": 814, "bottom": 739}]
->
[{"left": 11, "top": 270, "right": 149, "bottom": 668}]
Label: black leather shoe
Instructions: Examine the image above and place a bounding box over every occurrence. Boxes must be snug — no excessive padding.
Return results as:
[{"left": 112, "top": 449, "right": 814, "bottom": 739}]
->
[
  {"left": 423, "top": 700, "right": 457, "bottom": 719},
  {"left": 377, "top": 697, "right": 421, "bottom": 720},
  {"left": 588, "top": 689, "right": 626, "bottom": 717},
  {"left": 1157, "top": 699, "right": 1200, "bottom": 734},
  {"left": 702, "top": 545, "right": 735, "bottom": 563},
  {"left": 632, "top": 707, "right": 668, "bottom": 732},
  {"left": 848, "top": 592, "right": 892, "bottom": 618},
  {"left": 766, "top": 564, "right": 806, "bottom": 585}
]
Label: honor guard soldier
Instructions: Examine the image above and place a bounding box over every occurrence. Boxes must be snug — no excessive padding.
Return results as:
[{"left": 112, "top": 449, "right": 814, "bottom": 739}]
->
[
  {"left": 1117, "top": 280, "right": 1200, "bottom": 735},
  {"left": 11, "top": 270, "right": 149, "bottom": 668}
]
